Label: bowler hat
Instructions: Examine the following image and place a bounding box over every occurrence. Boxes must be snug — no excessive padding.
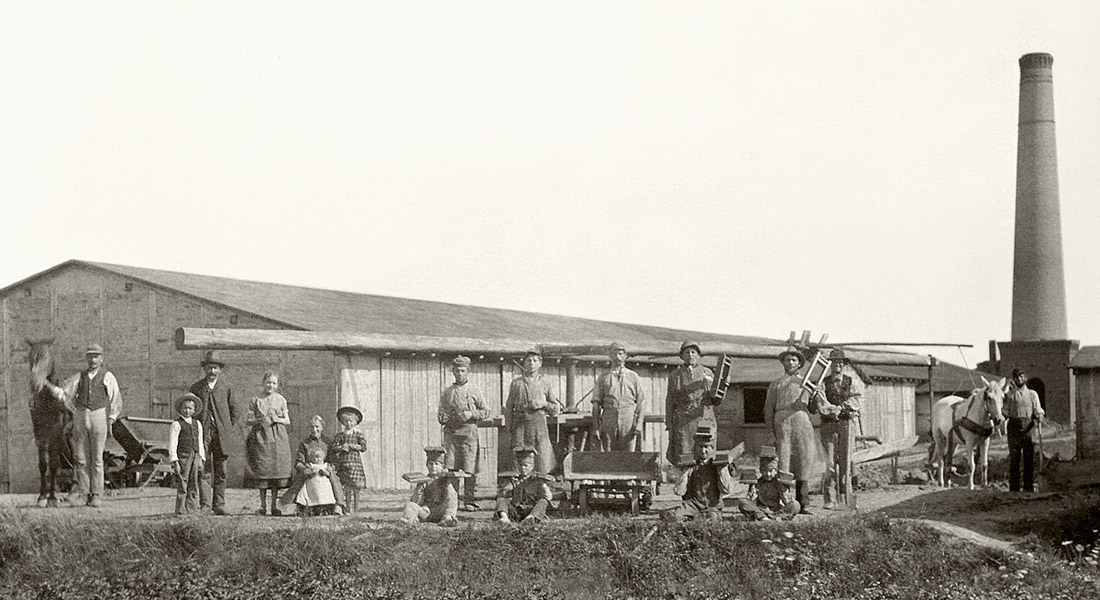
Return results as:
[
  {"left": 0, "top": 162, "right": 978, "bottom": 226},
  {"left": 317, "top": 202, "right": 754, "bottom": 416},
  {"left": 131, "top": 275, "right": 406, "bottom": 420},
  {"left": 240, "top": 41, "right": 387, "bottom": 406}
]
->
[
  {"left": 336, "top": 405, "right": 363, "bottom": 425},
  {"left": 679, "top": 341, "right": 702, "bottom": 357},
  {"left": 85, "top": 343, "right": 104, "bottom": 355},
  {"left": 200, "top": 350, "right": 225, "bottom": 367},
  {"left": 828, "top": 348, "right": 848, "bottom": 363},
  {"left": 778, "top": 346, "right": 805, "bottom": 366},
  {"left": 175, "top": 393, "right": 203, "bottom": 417}
]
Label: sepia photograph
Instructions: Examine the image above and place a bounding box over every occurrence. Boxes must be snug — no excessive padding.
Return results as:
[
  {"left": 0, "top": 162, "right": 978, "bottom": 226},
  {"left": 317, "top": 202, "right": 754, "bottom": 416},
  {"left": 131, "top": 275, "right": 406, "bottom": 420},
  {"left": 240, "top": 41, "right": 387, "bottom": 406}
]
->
[{"left": 2, "top": 3, "right": 1099, "bottom": 598}]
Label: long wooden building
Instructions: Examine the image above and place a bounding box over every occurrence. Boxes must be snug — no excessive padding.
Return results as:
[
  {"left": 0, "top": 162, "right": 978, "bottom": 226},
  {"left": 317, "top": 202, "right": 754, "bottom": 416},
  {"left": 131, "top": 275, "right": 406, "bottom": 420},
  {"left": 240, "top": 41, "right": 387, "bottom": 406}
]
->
[{"left": 2, "top": 260, "right": 932, "bottom": 493}]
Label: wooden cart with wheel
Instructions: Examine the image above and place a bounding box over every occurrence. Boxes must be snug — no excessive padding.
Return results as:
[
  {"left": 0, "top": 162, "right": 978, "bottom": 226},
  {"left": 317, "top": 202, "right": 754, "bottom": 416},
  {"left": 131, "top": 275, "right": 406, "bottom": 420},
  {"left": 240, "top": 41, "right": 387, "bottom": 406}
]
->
[{"left": 561, "top": 451, "right": 660, "bottom": 516}]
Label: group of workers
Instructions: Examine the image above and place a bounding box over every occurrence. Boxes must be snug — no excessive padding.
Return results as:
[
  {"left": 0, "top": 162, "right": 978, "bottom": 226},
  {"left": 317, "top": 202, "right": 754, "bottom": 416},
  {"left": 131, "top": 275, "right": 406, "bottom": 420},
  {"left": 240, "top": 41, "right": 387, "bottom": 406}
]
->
[{"left": 405, "top": 340, "right": 869, "bottom": 526}]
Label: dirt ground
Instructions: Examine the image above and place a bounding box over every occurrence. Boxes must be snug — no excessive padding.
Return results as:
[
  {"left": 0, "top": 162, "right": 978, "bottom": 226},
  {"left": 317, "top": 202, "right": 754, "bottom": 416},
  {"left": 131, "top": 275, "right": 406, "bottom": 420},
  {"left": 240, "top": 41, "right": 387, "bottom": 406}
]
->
[{"left": 3, "top": 433, "right": 1094, "bottom": 547}]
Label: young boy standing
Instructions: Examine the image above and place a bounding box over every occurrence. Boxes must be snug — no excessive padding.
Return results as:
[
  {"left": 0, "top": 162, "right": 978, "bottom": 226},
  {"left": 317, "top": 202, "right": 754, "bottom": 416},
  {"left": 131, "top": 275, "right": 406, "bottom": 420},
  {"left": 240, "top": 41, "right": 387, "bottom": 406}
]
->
[
  {"left": 661, "top": 427, "right": 733, "bottom": 522},
  {"left": 495, "top": 446, "right": 553, "bottom": 525},
  {"left": 167, "top": 393, "right": 206, "bottom": 515},
  {"left": 402, "top": 446, "right": 459, "bottom": 527}
]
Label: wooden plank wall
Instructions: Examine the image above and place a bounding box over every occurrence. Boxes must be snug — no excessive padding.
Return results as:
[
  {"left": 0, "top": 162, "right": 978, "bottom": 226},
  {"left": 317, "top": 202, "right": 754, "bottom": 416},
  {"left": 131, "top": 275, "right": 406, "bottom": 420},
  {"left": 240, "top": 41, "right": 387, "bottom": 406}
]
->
[
  {"left": 1075, "top": 371, "right": 1100, "bottom": 459},
  {"left": 0, "top": 265, "right": 336, "bottom": 493}
]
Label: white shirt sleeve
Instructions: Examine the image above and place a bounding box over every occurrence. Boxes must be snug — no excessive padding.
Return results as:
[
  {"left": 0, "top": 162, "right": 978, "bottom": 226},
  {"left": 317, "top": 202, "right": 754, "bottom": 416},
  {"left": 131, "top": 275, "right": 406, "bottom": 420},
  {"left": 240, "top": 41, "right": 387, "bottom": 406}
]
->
[
  {"left": 168, "top": 420, "right": 182, "bottom": 462},
  {"left": 103, "top": 372, "right": 123, "bottom": 422},
  {"left": 197, "top": 420, "right": 206, "bottom": 459}
]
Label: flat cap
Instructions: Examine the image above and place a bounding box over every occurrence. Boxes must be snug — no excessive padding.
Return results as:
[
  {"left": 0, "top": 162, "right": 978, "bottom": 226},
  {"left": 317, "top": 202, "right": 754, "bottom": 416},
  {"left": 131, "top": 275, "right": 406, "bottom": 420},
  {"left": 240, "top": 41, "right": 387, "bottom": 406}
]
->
[{"left": 85, "top": 343, "right": 104, "bottom": 355}]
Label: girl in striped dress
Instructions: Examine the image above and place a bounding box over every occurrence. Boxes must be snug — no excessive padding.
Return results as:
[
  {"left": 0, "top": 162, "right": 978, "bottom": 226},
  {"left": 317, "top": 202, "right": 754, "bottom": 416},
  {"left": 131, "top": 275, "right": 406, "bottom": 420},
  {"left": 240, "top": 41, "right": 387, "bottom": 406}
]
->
[{"left": 331, "top": 406, "right": 367, "bottom": 513}]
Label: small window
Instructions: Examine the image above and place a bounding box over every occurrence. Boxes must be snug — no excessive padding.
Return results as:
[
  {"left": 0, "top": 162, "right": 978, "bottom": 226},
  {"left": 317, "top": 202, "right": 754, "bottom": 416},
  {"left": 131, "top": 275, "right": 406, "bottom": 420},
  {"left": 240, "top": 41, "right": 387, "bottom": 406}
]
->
[{"left": 744, "top": 388, "right": 767, "bottom": 424}]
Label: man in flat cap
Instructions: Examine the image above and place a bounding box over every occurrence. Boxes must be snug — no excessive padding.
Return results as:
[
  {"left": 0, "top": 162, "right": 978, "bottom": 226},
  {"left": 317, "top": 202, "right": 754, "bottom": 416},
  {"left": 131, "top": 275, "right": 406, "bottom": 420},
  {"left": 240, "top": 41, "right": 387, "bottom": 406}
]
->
[
  {"left": 665, "top": 341, "right": 718, "bottom": 467},
  {"left": 65, "top": 343, "right": 123, "bottom": 508},
  {"left": 505, "top": 349, "right": 562, "bottom": 474},
  {"left": 438, "top": 355, "right": 489, "bottom": 511},
  {"left": 592, "top": 343, "right": 647, "bottom": 452},
  {"left": 1003, "top": 367, "right": 1044, "bottom": 492},
  {"left": 765, "top": 346, "right": 823, "bottom": 514},
  {"left": 403, "top": 446, "right": 459, "bottom": 527},
  {"left": 819, "top": 348, "right": 865, "bottom": 509},
  {"left": 189, "top": 350, "right": 239, "bottom": 515}
]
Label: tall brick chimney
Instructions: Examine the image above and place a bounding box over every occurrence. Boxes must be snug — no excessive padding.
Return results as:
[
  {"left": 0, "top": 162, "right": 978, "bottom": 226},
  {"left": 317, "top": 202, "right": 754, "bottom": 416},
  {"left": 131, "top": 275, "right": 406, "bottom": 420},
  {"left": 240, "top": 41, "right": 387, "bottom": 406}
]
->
[
  {"left": 1011, "top": 52, "right": 1068, "bottom": 340},
  {"left": 998, "top": 53, "right": 1078, "bottom": 426}
]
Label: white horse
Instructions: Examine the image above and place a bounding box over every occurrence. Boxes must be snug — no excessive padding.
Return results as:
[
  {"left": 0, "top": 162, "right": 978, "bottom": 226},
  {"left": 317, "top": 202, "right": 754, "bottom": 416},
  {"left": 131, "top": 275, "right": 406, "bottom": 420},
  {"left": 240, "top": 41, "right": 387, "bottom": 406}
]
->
[{"left": 929, "top": 376, "right": 1007, "bottom": 490}]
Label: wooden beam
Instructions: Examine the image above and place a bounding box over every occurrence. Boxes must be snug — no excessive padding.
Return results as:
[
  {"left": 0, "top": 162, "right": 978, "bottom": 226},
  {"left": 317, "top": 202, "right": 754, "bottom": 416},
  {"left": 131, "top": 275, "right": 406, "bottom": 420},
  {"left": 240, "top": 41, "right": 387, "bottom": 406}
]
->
[{"left": 176, "top": 328, "right": 932, "bottom": 366}]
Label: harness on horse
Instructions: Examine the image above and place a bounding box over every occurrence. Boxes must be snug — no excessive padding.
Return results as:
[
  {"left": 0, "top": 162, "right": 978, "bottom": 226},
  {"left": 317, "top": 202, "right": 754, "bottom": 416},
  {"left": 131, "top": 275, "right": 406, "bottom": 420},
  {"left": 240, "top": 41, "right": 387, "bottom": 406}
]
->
[{"left": 950, "top": 391, "right": 993, "bottom": 443}]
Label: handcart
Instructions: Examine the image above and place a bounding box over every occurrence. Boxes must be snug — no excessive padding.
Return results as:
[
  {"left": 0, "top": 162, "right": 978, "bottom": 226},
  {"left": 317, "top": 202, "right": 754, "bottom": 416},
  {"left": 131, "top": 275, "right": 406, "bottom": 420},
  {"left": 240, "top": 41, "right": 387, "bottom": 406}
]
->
[
  {"left": 106, "top": 416, "right": 175, "bottom": 490},
  {"left": 562, "top": 451, "right": 660, "bottom": 516}
]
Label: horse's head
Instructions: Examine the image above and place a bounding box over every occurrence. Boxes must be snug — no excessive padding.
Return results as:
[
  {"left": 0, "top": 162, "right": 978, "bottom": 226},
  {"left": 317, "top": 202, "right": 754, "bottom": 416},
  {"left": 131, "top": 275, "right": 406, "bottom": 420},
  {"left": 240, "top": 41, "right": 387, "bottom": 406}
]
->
[
  {"left": 26, "top": 337, "right": 57, "bottom": 394},
  {"left": 979, "top": 375, "right": 1007, "bottom": 426}
]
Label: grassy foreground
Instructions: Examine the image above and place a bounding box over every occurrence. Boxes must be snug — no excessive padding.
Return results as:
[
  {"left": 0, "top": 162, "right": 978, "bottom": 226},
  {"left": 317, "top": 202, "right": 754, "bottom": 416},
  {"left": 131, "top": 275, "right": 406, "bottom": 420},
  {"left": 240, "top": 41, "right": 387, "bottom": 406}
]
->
[{"left": 1, "top": 509, "right": 1096, "bottom": 600}]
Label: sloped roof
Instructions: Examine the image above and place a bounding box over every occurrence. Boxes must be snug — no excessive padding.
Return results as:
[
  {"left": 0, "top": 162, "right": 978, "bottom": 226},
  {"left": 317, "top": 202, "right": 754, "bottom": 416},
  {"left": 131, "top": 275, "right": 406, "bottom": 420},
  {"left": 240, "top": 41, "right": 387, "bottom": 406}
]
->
[
  {"left": 1070, "top": 346, "right": 1100, "bottom": 370},
  {"left": 1, "top": 260, "right": 782, "bottom": 346},
  {"left": 874, "top": 361, "right": 1001, "bottom": 393}
]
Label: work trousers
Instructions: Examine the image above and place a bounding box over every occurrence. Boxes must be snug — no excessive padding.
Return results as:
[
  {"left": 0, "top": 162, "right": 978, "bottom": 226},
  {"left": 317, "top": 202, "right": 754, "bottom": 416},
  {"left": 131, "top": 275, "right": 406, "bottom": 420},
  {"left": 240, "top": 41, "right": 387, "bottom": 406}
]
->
[
  {"left": 403, "top": 495, "right": 459, "bottom": 524},
  {"left": 511, "top": 414, "right": 555, "bottom": 474},
  {"left": 660, "top": 497, "right": 721, "bottom": 522},
  {"left": 736, "top": 498, "right": 801, "bottom": 521},
  {"left": 72, "top": 407, "right": 108, "bottom": 498},
  {"left": 201, "top": 426, "right": 227, "bottom": 510},
  {"left": 444, "top": 431, "right": 479, "bottom": 504},
  {"left": 821, "top": 419, "right": 854, "bottom": 506},
  {"left": 1007, "top": 420, "right": 1036, "bottom": 492},
  {"left": 175, "top": 454, "right": 202, "bottom": 514},
  {"left": 597, "top": 405, "right": 639, "bottom": 452},
  {"left": 495, "top": 498, "right": 550, "bottom": 523}
]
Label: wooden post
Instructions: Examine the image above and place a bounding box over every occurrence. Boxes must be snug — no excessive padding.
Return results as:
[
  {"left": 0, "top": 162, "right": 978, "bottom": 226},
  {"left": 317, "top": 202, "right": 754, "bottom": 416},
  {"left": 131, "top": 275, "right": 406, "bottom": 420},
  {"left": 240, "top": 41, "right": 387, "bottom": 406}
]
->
[{"left": 927, "top": 355, "right": 937, "bottom": 439}]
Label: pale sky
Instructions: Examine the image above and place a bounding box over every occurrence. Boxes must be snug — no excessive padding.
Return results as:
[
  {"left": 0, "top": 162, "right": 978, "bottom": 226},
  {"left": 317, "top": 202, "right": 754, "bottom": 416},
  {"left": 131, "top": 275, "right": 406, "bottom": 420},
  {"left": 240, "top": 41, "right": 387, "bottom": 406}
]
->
[{"left": 2, "top": 2, "right": 1099, "bottom": 368}]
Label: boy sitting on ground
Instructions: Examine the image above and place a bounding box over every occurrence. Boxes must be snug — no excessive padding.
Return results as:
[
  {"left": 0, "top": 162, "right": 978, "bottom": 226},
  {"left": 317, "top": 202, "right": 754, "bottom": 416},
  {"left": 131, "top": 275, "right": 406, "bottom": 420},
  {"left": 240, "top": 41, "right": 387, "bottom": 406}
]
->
[
  {"left": 661, "top": 427, "right": 734, "bottom": 522},
  {"left": 495, "top": 446, "right": 553, "bottom": 526},
  {"left": 736, "top": 445, "right": 800, "bottom": 520},
  {"left": 402, "top": 446, "right": 459, "bottom": 527}
]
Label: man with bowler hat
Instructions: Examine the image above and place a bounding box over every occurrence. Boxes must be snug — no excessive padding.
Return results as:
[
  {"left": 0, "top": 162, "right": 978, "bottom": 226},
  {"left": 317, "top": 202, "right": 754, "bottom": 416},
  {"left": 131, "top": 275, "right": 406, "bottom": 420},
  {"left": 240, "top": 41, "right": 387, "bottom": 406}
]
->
[
  {"left": 189, "top": 350, "right": 238, "bottom": 515},
  {"left": 66, "top": 343, "right": 123, "bottom": 508},
  {"left": 665, "top": 341, "right": 717, "bottom": 467},
  {"left": 438, "top": 355, "right": 489, "bottom": 511},
  {"left": 819, "top": 348, "right": 865, "bottom": 509}
]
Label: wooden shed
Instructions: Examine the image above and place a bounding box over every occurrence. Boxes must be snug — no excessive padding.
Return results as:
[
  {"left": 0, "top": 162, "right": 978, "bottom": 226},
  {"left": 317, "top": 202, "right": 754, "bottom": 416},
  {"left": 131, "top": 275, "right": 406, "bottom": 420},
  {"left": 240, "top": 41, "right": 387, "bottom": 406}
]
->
[
  {"left": 1, "top": 260, "right": 933, "bottom": 492},
  {"left": 0, "top": 260, "right": 777, "bottom": 492},
  {"left": 1069, "top": 346, "right": 1100, "bottom": 459}
]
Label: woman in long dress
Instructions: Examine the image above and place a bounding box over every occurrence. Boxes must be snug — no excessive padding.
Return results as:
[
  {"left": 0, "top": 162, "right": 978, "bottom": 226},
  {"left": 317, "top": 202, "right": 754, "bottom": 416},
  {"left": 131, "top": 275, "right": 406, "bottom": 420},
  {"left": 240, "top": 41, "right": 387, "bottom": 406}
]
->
[{"left": 245, "top": 370, "right": 292, "bottom": 515}]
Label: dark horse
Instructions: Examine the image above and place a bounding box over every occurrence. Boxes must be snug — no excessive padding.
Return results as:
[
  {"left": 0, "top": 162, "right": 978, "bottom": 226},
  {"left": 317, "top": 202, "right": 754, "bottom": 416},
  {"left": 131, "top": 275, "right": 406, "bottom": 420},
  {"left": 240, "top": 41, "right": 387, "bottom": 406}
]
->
[{"left": 28, "top": 338, "right": 74, "bottom": 507}]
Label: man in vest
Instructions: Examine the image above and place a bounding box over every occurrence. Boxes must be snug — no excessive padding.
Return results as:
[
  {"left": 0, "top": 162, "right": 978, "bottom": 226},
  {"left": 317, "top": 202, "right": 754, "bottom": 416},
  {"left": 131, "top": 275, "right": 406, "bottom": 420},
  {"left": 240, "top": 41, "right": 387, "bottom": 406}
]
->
[
  {"left": 189, "top": 350, "right": 238, "bottom": 515},
  {"left": 592, "top": 342, "right": 647, "bottom": 451},
  {"left": 67, "top": 343, "right": 123, "bottom": 508},
  {"left": 819, "top": 348, "right": 864, "bottom": 509}
]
